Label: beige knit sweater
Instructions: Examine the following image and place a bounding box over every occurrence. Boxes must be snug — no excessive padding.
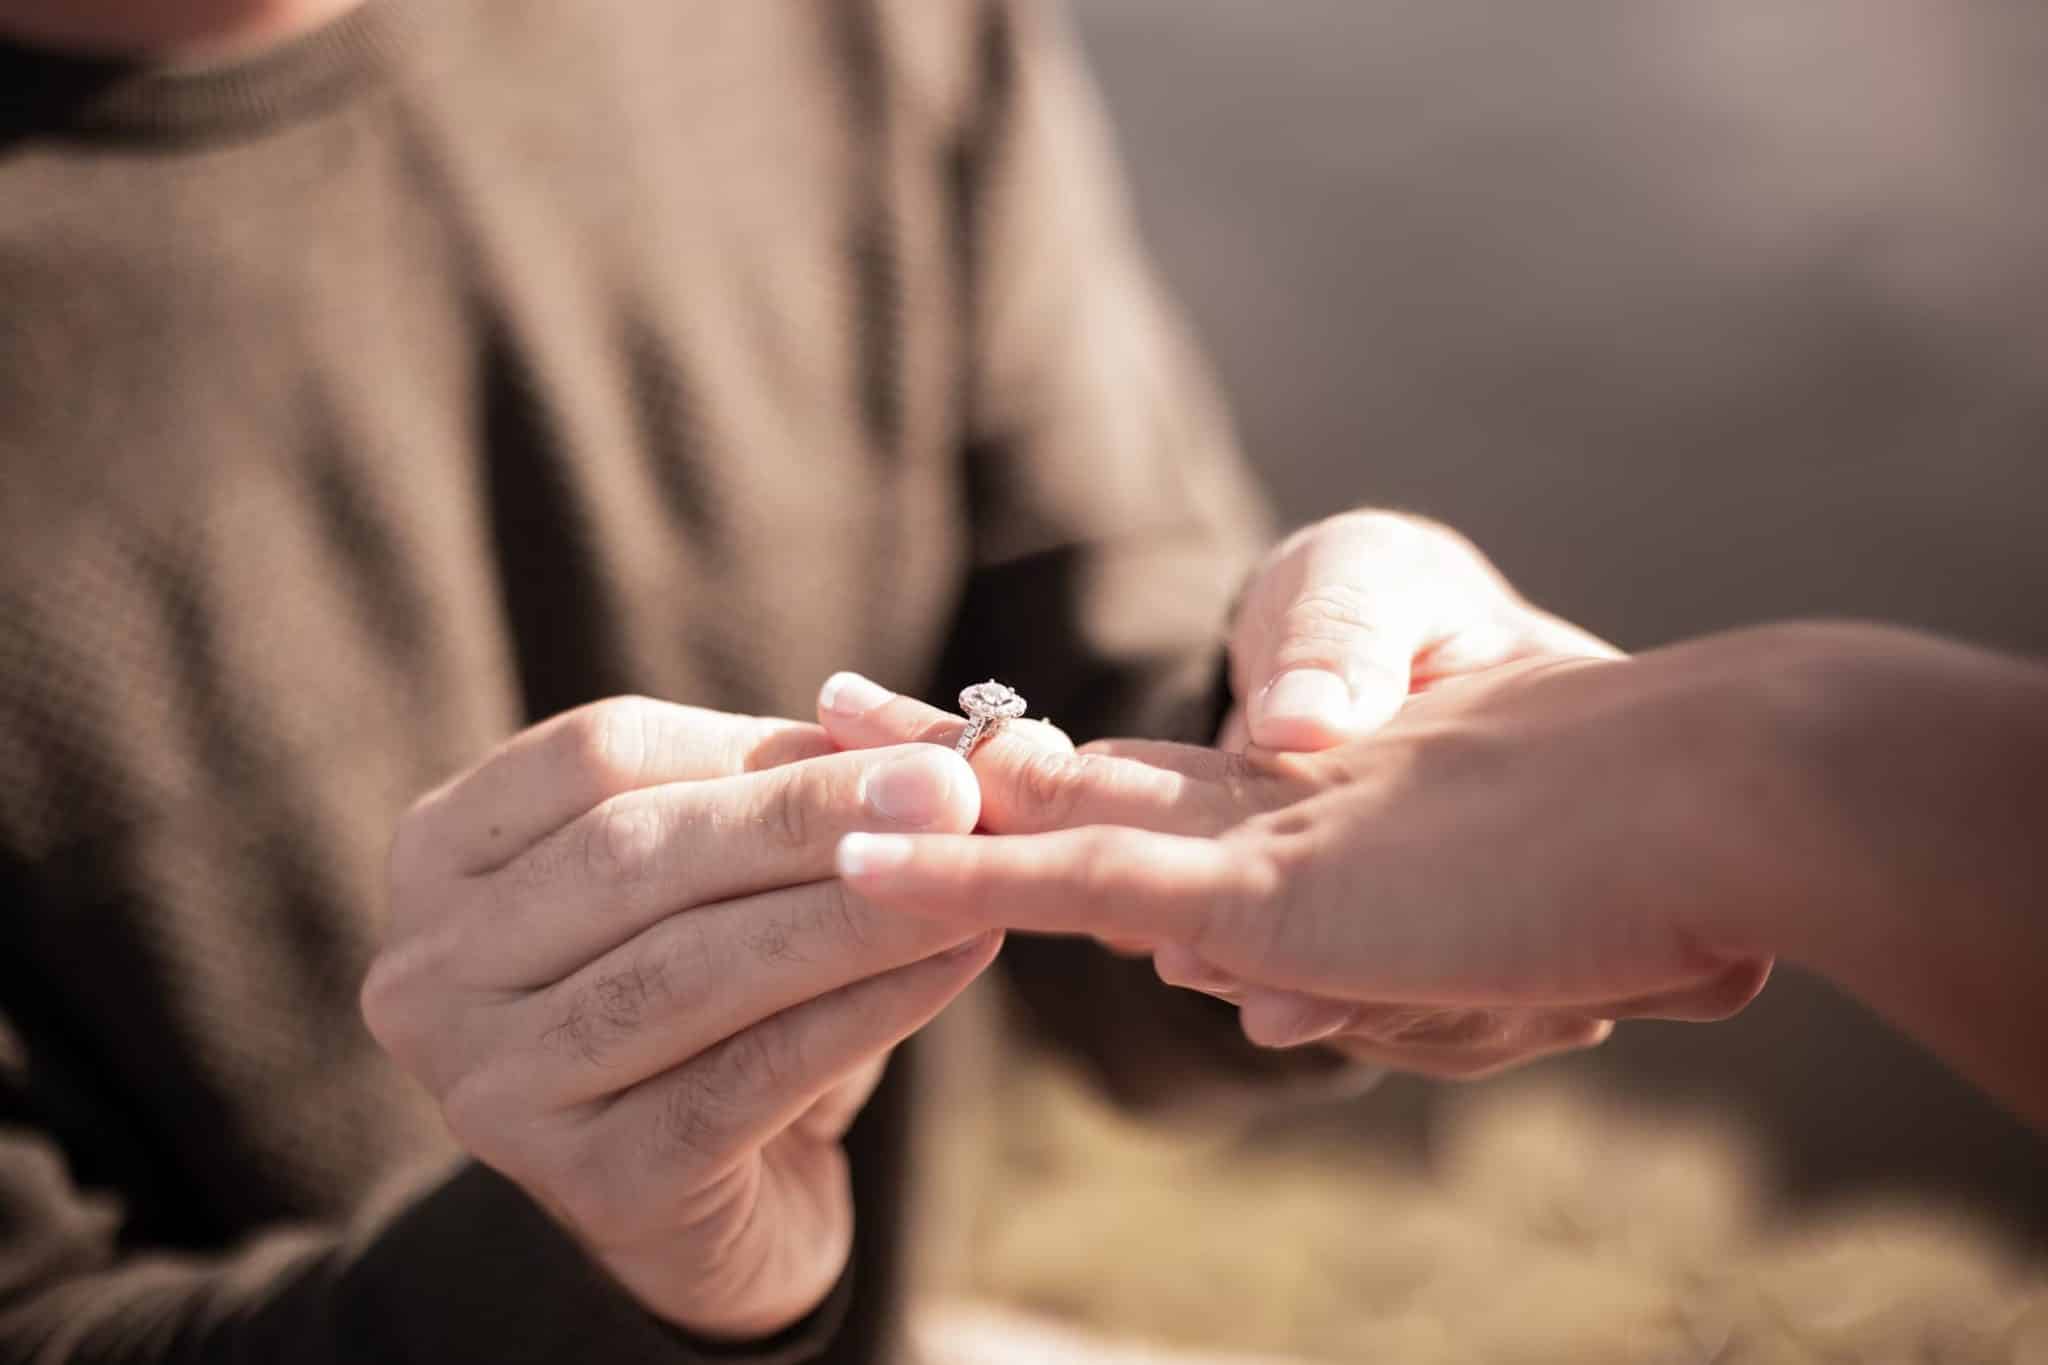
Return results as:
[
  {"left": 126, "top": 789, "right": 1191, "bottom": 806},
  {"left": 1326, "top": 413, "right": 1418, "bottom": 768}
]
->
[{"left": 0, "top": 1, "right": 1343, "bottom": 1360}]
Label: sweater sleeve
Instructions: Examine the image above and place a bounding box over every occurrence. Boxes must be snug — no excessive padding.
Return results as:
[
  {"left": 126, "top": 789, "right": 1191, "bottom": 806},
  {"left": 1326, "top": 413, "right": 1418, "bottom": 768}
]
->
[
  {"left": 938, "top": 0, "right": 1374, "bottom": 1118},
  {"left": 0, "top": 1028, "right": 845, "bottom": 1365},
  {"left": 933, "top": 0, "right": 1272, "bottom": 748}
]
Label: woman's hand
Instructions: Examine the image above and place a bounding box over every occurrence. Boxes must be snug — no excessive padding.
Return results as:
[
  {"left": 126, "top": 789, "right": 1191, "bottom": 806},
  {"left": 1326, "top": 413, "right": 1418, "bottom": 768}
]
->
[{"left": 828, "top": 642, "right": 1803, "bottom": 1078}]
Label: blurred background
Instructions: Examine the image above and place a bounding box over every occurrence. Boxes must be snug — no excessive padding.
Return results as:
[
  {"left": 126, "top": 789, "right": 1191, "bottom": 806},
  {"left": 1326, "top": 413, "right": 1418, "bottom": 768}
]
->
[{"left": 928, "top": 1, "right": 2048, "bottom": 1359}]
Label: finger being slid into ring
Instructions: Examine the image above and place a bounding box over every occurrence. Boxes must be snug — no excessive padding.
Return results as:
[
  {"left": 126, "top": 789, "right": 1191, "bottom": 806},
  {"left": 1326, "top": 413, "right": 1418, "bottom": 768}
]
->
[
  {"left": 817, "top": 672, "right": 1267, "bottom": 837},
  {"left": 818, "top": 671, "right": 1073, "bottom": 756}
]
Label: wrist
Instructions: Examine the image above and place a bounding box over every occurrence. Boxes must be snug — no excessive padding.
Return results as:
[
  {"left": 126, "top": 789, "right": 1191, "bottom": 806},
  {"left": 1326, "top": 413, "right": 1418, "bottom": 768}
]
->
[
  {"left": 1812, "top": 624, "right": 2048, "bottom": 964},
  {"left": 1703, "top": 622, "right": 2045, "bottom": 987},
  {"left": 1651, "top": 624, "right": 1906, "bottom": 972},
  {"left": 599, "top": 1230, "right": 848, "bottom": 1346},
  {"left": 1721, "top": 622, "right": 2048, "bottom": 1124}
]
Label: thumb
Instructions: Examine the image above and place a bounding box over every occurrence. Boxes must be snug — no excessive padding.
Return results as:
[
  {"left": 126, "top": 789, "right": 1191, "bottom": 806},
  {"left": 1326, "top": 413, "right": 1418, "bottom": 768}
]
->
[{"left": 1243, "top": 578, "right": 1421, "bottom": 752}]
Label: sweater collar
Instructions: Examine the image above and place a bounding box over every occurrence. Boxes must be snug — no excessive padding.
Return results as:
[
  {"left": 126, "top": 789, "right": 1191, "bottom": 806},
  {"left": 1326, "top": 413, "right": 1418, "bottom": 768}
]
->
[{"left": 0, "top": 3, "right": 414, "bottom": 144}]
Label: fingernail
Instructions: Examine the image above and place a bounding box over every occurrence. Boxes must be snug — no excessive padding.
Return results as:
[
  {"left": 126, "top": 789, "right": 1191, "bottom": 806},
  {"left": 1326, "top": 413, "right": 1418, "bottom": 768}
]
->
[
  {"left": 1253, "top": 999, "right": 1355, "bottom": 1049},
  {"left": 820, "top": 671, "right": 893, "bottom": 717},
  {"left": 943, "top": 930, "right": 1002, "bottom": 960},
  {"left": 1155, "top": 943, "right": 1239, "bottom": 995},
  {"left": 1253, "top": 668, "right": 1352, "bottom": 737},
  {"left": 837, "top": 831, "right": 914, "bottom": 878},
  {"left": 860, "top": 751, "right": 962, "bottom": 827},
  {"left": 1288, "top": 1002, "right": 1357, "bottom": 1045}
]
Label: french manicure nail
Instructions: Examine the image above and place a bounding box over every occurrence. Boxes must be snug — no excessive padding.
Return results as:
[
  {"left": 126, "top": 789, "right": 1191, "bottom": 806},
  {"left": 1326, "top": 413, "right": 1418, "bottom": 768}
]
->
[
  {"left": 1251, "top": 998, "right": 1355, "bottom": 1049},
  {"left": 1155, "top": 943, "right": 1239, "bottom": 995},
  {"left": 837, "top": 832, "right": 913, "bottom": 878},
  {"left": 943, "top": 930, "right": 1002, "bottom": 960},
  {"left": 1275, "top": 1001, "right": 1356, "bottom": 1047},
  {"left": 820, "top": 671, "right": 893, "bottom": 717},
  {"left": 860, "top": 751, "right": 958, "bottom": 826}
]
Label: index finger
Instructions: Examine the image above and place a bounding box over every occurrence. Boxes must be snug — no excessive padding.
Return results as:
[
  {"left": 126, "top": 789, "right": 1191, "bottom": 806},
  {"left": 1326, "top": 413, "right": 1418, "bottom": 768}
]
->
[
  {"left": 834, "top": 825, "right": 1265, "bottom": 947},
  {"left": 414, "top": 697, "right": 836, "bottom": 875}
]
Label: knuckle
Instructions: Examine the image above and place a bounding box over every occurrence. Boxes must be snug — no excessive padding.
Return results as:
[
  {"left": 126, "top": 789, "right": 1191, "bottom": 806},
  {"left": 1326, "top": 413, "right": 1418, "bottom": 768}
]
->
[
  {"left": 591, "top": 961, "right": 667, "bottom": 1032},
  {"left": 715, "top": 1020, "right": 796, "bottom": 1102},
  {"left": 756, "top": 767, "right": 818, "bottom": 852},
  {"left": 1008, "top": 747, "right": 1089, "bottom": 826},
  {"left": 540, "top": 991, "right": 602, "bottom": 1067},
  {"left": 439, "top": 1063, "right": 519, "bottom": 1160},
  {"left": 357, "top": 955, "right": 409, "bottom": 1055},
  {"left": 580, "top": 796, "right": 666, "bottom": 887},
  {"left": 741, "top": 913, "right": 799, "bottom": 965},
  {"left": 357, "top": 933, "right": 452, "bottom": 1065},
  {"left": 552, "top": 968, "right": 661, "bottom": 1066},
  {"left": 800, "top": 878, "right": 873, "bottom": 954},
  {"left": 563, "top": 696, "right": 662, "bottom": 795},
  {"left": 1278, "top": 583, "right": 1377, "bottom": 647},
  {"left": 651, "top": 1064, "right": 739, "bottom": 1170},
  {"left": 549, "top": 923, "right": 710, "bottom": 1065}
]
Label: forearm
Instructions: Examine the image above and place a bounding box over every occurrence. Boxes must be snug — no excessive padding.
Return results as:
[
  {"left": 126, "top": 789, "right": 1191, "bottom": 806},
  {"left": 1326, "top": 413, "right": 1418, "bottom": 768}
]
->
[
  {"left": 938, "top": 0, "right": 1269, "bottom": 748},
  {"left": 1741, "top": 623, "right": 2048, "bottom": 1125}
]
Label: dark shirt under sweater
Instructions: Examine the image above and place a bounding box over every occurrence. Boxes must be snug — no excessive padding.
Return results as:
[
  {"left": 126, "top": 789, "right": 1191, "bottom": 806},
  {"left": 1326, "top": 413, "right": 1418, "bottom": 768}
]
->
[{"left": 0, "top": 1, "right": 1329, "bottom": 1359}]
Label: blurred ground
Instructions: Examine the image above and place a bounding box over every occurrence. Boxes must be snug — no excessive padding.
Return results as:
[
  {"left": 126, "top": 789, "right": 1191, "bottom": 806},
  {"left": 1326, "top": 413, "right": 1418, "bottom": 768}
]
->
[
  {"left": 913, "top": 3, "right": 2048, "bottom": 1358},
  {"left": 923, "top": 1066, "right": 2048, "bottom": 1364}
]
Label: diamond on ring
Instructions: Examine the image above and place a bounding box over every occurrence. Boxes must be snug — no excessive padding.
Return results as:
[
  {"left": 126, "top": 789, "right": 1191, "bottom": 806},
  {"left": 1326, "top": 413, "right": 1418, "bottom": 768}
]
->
[{"left": 955, "top": 679, "right": 1027, "bottom": 757}]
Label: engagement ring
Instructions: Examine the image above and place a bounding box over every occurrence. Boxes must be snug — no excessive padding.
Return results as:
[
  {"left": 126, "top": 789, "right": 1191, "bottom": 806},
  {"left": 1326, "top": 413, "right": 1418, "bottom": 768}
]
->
[{"left": 955, "top": 680, "right": 1027, "bottom": 757}]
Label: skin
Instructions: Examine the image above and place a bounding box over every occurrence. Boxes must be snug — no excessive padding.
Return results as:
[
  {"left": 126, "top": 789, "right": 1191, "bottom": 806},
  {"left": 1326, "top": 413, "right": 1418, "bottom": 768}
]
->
[
  {"left": 837, "top": 624, "right": 2048, "bottom": 1129},
  {"left": 363, "top": 511, "right": 1617, "bottom": 1338},
  {"left": 2, "top": 0, "right": 1624, "bottom": 1324},
  {"left": 362, "top": 699, "right": 1011, "bottom": 1338},
  {"left": 40, "top": 0, "right": 1984, "bottom": 1297},
  {"left": 824, "top": 511, "right": 1636, "bottom": 1077},
  {"left": 42, "top": 0, "right": 2011, "bottom": 1329}
]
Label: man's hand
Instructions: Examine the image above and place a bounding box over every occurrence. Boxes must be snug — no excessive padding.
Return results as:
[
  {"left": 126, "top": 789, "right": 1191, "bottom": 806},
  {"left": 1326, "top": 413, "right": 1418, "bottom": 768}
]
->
[
  {"left": 360, "top": 698, "right": 1001, "bottom": 1341},
  {"left": 1227, "top": 510, "right": 1618, "bottom": 752},
  {"left": 826, "top": 651, "right": 1787, "bottom": 1079}
]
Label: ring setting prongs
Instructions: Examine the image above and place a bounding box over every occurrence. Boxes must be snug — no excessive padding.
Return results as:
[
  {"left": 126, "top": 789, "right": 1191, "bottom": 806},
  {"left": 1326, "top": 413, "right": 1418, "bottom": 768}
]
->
[{"left": 955, "top": 679, "right": 1027, "bottom": 757}]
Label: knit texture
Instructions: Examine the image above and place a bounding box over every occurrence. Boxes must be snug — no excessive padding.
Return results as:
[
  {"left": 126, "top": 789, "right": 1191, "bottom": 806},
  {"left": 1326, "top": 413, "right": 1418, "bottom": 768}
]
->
[{"left": 0, "top": 1, "right": 1319, "bottom": 1359}]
